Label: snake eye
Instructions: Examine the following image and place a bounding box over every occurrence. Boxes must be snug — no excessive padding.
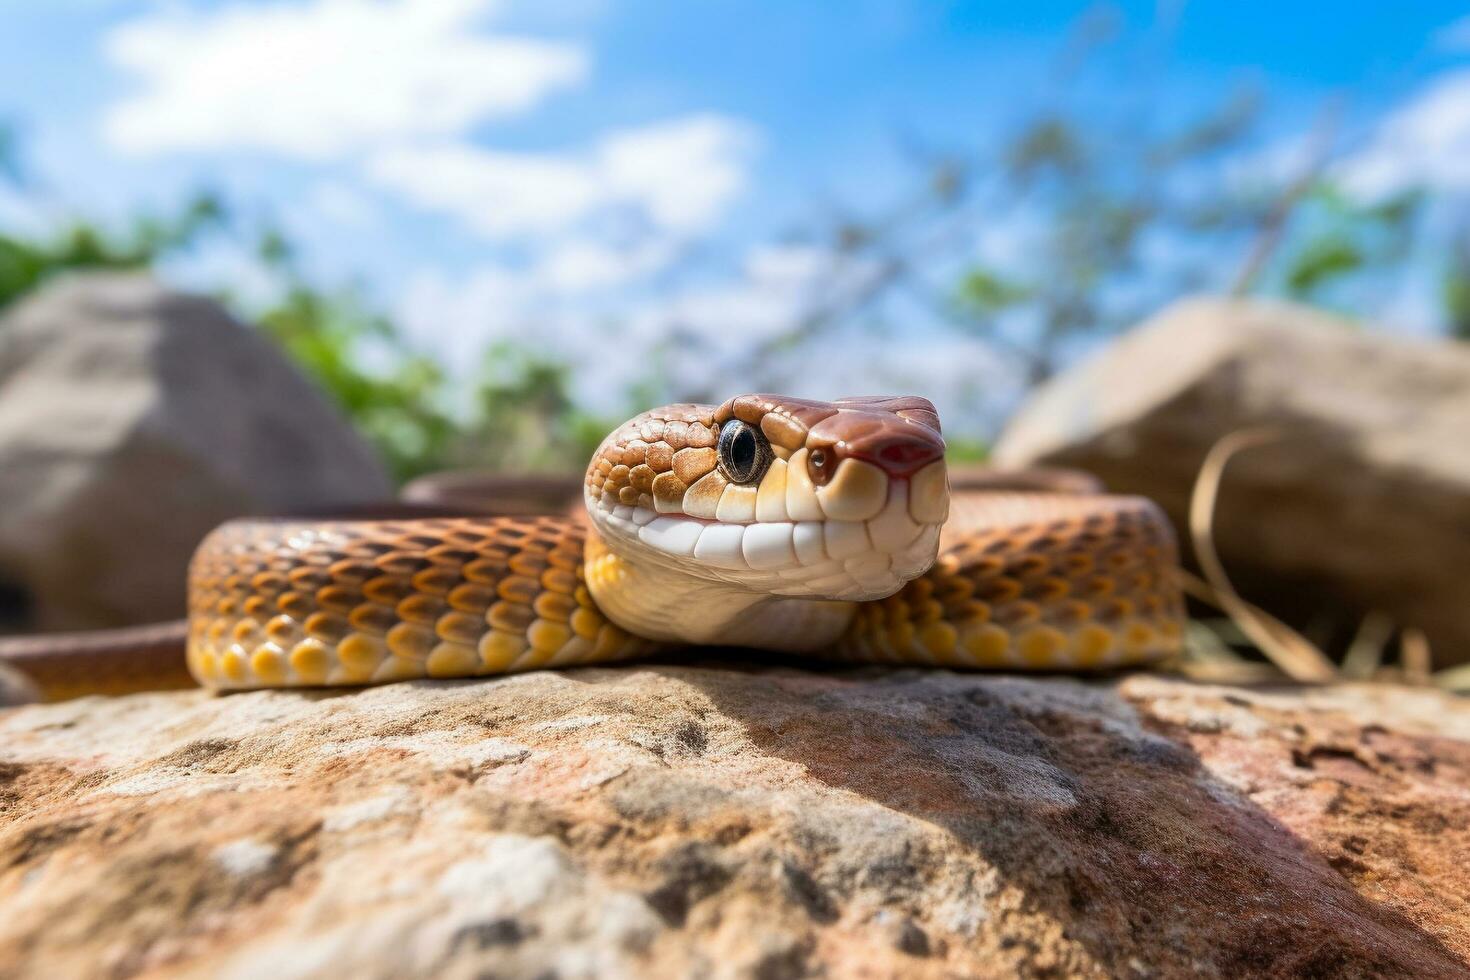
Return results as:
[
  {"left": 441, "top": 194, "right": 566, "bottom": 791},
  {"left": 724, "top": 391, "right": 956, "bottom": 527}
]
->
[{"left": 717, "top": 419, "right": 772, "bottom": 485}]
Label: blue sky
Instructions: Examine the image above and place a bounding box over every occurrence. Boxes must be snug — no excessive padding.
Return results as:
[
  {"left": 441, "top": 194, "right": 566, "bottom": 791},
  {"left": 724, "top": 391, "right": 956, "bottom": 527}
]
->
[{"left": 3, "top": 1, "right": 1469, "bottom": 426}]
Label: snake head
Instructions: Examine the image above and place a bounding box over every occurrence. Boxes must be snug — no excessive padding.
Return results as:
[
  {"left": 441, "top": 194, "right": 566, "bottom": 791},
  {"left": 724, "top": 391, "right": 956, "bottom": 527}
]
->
[{"left": 584, "top": 394, "right": 949, "bottom": 602}]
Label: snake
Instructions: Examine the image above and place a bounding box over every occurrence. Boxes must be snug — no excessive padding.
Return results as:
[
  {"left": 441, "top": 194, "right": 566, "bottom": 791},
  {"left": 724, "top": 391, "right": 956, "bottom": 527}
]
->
[{"left": 0, "top": 394, "right": 1186, "bottom": 699}]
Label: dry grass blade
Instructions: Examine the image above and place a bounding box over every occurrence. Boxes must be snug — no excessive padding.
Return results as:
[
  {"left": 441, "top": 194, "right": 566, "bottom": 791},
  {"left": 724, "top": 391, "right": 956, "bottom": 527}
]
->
[
  {"left": 1434, "top": 663, "right": 1470, "bottom": 693},
  {"left": 1171, "top": 658, "right": 1290, "bottom": 685},
  {"left": 1400, "top": 627, "right": 1433, "bottom": 686},
  {"left": 1171, "top": 619, "right": 1289, "bottom": 684},
  {"left": 1340, "top": 610, "right": 1394, "bottom": 681},
  {"left": 1178, "top": 570, "right": 1310, "bottom": 648},
  {"left": 1188, "top": 429, "right": 1339, "bottom": 683},
  {"left": 1183, "top": 619, "right": 1246, "bottom": 662}
]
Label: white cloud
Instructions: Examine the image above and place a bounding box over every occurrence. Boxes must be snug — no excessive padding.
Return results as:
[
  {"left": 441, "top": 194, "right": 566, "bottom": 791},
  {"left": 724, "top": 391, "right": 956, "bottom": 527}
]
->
[
  {"left": 394, "top": 244, "right": 840, "bottom": 402},
  {"left": 535, "top": 240, "right": 677, "bottom": 290},
  {"left": 1338, "top": 69, "right": 1470, "bottom": 199},
  {"left": 368, "top": 144, "right": 598, "bottom": 234},
  {"left": 620, "top": 243, "right": 1011, "bottom": 425},
  {"left": 1220, "top": 131, "right": 1315, "bottom": 192},
  {"left": 368, "top": 114, "right": 758, "bottom": 238},
  {"left": 102, "top": 0, "right": 587, "bottom": 159},
  {"left": 625, "top": 244, "right": 842, "bottom": 355},
  {"left": 307, "top": 180, "right": 382, "bottom": 228},
  {"left": 0, "top": 184, "right": 47, "bottom": 239},
  {"left": 158, "top": 239, "right": 287, "bottom": 312},
  {"left": 393, "top": 241, "right": 1007, "bottom": 429},
  {"left": 93, "top": 0, "right": 762, "bottom": 347},
  {"left": 397, "top": 263, "right": 528, "bottom": 368},
  {"left": 597, "top": 117, "right": 755, "bottom": 231}
]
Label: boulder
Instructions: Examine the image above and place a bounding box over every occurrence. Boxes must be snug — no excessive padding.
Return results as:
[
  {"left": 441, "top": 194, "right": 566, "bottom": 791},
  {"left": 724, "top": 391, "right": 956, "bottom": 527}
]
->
[
  {"left": 0, "top": 663, "right": 1466, "bottom": 977},
  {"left": 994, "top": 297, "right": 1470, "bottom": 665},
  {"left": 0, "top": 273, "right": 392, "bottom": 632}
]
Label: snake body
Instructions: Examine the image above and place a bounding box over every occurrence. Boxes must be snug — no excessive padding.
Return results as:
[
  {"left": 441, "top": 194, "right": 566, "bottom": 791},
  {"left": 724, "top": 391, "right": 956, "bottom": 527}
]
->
[{"left": 178, "top": 394, "right": 1184, "bottom": 691}]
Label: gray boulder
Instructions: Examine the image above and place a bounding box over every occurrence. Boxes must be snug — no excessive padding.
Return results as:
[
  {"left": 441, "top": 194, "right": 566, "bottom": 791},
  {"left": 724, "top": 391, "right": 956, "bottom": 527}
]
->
[
  {"left": 994, "top": 296, "right": 1470, "bottom": 664},
  {"left": 0, "top": 273, "right": 391, "bottom": 631}
]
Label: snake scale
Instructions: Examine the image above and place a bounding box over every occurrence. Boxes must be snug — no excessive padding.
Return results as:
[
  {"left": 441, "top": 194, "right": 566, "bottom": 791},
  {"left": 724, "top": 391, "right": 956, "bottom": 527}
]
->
[{"left": 5, "top": 394, "right": 1186, "bottom": 698}]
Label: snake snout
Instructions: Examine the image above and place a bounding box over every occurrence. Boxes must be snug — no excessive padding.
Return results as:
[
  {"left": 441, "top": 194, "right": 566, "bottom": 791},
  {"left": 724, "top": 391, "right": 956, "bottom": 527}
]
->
[
  {"left": 807, "top": 400, "right": 946, "bottom": 479},
  {"left": 836, "top": 426, "right": 945, "bottom": 479}
]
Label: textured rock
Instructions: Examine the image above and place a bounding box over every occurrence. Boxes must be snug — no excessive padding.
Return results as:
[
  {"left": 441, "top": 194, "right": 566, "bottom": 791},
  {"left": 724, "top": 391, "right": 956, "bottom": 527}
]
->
[
  {"left": 0, "top": 273, "right": 391, "bottom": 632},
  {"left": 994, "top": 297, "right": 1470, "bottom": 664},
  {"left": 1, "top": 663, "right": 1467, "bottom": 978}
]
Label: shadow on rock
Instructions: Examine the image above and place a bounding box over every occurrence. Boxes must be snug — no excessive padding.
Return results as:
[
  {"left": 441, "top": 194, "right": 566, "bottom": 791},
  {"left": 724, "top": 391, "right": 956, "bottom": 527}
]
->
[{"left": 678, "top": 664, "right": 1467, "bottom": 979}]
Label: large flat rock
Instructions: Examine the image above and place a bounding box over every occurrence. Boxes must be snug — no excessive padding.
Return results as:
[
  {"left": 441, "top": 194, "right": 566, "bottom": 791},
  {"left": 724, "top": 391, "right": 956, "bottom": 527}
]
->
[{"left": 1, "top": 665, "right": 1467, "bottom": 978}]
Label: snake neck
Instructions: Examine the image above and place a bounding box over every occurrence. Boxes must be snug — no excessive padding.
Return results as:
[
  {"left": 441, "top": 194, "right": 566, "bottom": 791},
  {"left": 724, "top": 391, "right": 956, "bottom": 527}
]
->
[{"left": 583, "top": 529, "right": 857, "bottom": 651}]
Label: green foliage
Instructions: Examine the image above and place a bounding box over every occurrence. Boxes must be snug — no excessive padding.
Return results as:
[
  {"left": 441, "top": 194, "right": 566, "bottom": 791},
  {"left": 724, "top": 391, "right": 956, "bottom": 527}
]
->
[
  {"left": 469, "top": 344, "right": 613, "bottom": 472},
  {"left": 0, "top": 123, "right": 226, "bottom": 314},
  {"left": 0, "top": 23, "right": 1464, "bottom": 486},
  {"left": 256, "top": 282, "right": 460, "bottom": 483},
  {"left": 0, "top": 193, "right": 225, "bottom": 312},
  {"left": 955, "top": 268, "right": 1030, "bottom": 314},
  {"left": 1444, "top": 239, "right": 1470, "bottom": 341},
  {"left": 943, "top": 436, "right": 989, "bottom": 463},
  {"left": 781, "top": 63, "right": 1291, "bottom": 415},
  {"left": 771, "top": 19, "right": 1450, "bottom": 453},
  {"left": 1148, "top": 89, "right": 1263, "bottom": 167},
  {"left": 945, "top": 100, "right": 1266, "bottom": 385},
  {"left": 1278, "top": 186, "right": 1422, "bottom": 302},
  {"left": 251, "top": 234, "right": 611, "bottom": 482},
  {"left": 1007, "top": 117, "right": 1085, "bottom": 179},
  {"left": 1284, "top": 234, "right": 1363, "bottom": 295},
  {"left": 0, "top": 122, "right": 605, "bottom": 481}
]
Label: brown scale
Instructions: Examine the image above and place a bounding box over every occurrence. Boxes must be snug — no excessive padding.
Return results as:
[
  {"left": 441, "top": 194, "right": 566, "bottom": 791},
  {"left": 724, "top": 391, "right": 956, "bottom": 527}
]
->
[
  {"left": 184, "top": 401, "right": 1187, "bottom": 691},
  {"left": 187, "top": 516, "right": 650, "bottom": 689},
  {"left": 833, "top": 494, "right": 1185, "bottom": 669}
]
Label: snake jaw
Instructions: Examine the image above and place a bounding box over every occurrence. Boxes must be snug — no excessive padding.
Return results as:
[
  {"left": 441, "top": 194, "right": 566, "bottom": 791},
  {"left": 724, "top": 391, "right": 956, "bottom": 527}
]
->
[
  {"left": 909, "top": 458, "right": 950, "bottom": 524},
  {"left": 586, "top": 475, "right": 946, "bottom": 603}
]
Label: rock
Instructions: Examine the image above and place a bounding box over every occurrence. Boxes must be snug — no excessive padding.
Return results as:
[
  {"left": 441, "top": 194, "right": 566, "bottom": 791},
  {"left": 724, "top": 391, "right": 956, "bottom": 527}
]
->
[
  {"left": 1, "top": 663, "right": 1467, "bottom": 978},
  {"left": 0, "top": 273, "right": 392, "bottom": 632},
  {"left": 993, "top": 297, "right": 1470, "bottom": 665}
]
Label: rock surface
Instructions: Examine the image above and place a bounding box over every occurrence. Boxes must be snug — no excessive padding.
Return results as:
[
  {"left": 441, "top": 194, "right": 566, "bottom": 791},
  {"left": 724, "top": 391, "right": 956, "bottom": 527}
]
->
[
  {"left": 1, "top": 663, "right": 1467, "bottom": 978},
  {"left": 993, "top": 297, "right": 1470, "bottom": 664},
  {"left": 0, "top": 273, "right": 391, "bottom": 632}
]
